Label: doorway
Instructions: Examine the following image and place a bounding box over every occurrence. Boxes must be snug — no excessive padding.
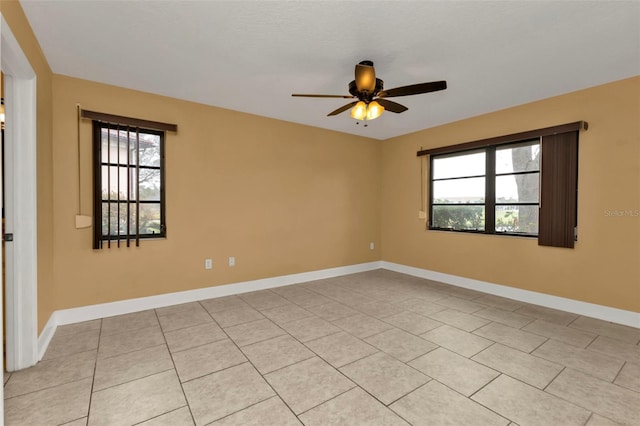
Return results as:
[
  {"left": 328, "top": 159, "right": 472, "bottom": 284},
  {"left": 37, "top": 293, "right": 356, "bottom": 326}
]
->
[
  {"left": 2, "top": 92, "right": 5, "bottom": 369},
  {"left": 1, "top": 14, "right": 39, "bottom": 378}
]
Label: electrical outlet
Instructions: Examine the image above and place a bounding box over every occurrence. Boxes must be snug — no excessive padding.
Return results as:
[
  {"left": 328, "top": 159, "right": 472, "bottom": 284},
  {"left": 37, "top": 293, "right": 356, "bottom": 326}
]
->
[
  {"left": 205, "top": 259, "right": 212, "bottom": 270},
  {"left": 370, "top": 242, "right": 375, "bottom": 250},
  {"left": 229, "top": 256, "right": 235, "bottom": 267}
]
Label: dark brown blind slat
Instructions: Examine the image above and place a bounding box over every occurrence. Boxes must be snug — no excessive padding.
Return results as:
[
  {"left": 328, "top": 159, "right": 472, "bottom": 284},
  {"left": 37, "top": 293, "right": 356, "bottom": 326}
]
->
[
  {"left": 81, "top": 109, "right": 177, "bottom": 132},
  {"left": 538, "top": 132, "right": 579, "bottom": 248},
  {"left": 135, "top": 129, "right": 141, "bottom": 247},
  {"left": 92, "top": 123, "right": 102, "bottom": 249},
  {"left": 417, "top": 121, "right": 587, "bottom": 157}
]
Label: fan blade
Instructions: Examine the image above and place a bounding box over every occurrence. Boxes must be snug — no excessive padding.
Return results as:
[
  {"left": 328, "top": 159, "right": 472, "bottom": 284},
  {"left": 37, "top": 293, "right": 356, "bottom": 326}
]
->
[
  {"left": 328, "top": 101, "right": 358, "bottom": 116},
  {"left": 355, "top": 63, "right": 376, "bottom": 92},
  {"left": 378, "top": 81, "right": 447, "bottom": 98},
  {"left": 292, "top": 94, "right": 354, "bottom": 98},
  {"left": 376, "top": 98, "right": 408, "bottom": 113}
]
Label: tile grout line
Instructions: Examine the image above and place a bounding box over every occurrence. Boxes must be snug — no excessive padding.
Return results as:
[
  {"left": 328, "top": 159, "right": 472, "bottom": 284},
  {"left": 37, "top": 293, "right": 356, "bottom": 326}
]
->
[
  {"left": 583, "top": 332, "right": 600, "bottom": 349},
  {"left": 2, "top": 372, "right": 97, "bottom": 402},
  {"left": 384, "top": 378, "right": 435, "bottom": 408},
  {"left": 85, "top": 317, "right": 104, "bottom": 424},
  {"left": 293, "top": 386, "right": 358, "bottom": 418},
  {"left": 233, "top": 331, "right": 289, "bottom": 349},
  {"left": 26, "top": 347, "right": 97, "bottom": 364},
  {"left": 153, "top": 308, "right": 198, "bottom": 426},
  {"left": 259, "top": 353, "right": 317, "bottom": 376},
  {"left": 543, "top": 366, "right": 566, "bottom": 392},
  {"left": 263, "top": 312, "right": 317, "bottom": 327},
  {"left": 168, "top": 335, "right": 229, "bottom": 355},
  {"left": 467, "top": 341, "right": 499, "bottom": 362},
  {"left": 403, "top": 343, "right": 440, "bottom": 364},
  {"left": 582, "top": 412, "right": 595, "bottom": 426},
  {"left": 294, "top": 328, "right": 343, "bottom": 345},
  {"left": 538, "top": 366, "right": 622, "bottom": 419},
  {"left": 610, "top": 360, "right": 627, "bottom": 384},
  {"left": 177, "top": 360, "right": 252, "bottom": 386},
  {"left": 130, "top": 405, "right": 190, "bottom": 426},
  {"left": 528, "top": 336, "right": 550, "bottom": 354},
  {"left": 97, "top": 335, "right": 166, "bottom": 361},
  {"left": 159, "top": 317, "right": 214, "bottom": 334},
  {"left": 333, "top": 350, "right": 381, "bottom": 370},
  {"left": 218, "top": 315, "right": 269, "bottom": 331},
  {"left": 92, "top": 367, "right": 176, "bottom": 394},
  {"left": 459, "top": 374, "right": 515, "bottom": 424},
  {"left": 205, "top": 395, "right": 283, "bottom": 425}
]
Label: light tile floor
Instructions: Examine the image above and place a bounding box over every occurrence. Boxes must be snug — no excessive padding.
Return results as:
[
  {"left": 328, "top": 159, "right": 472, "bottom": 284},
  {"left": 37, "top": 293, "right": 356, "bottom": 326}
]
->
[{"left": 4, "top": 270, "right": 640, "bottom": 425}]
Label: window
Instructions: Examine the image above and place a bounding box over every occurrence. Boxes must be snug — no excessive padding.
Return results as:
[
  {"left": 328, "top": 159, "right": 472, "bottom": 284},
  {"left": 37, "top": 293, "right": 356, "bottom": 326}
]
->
[
  {"left": 431, "top": 150, "right": 487, "bottom": 232},
  {"left": 495, "top": 141, "right": 540, "bottom": 235},
  {"left": 419, "top": 121, "right": 586, "bottom": 248},
  {"left": 93, "top": 122, "right": 165, "bottom": 248},
  {"left": 430, "top": 140, "right": 540, "bottom": 236}
]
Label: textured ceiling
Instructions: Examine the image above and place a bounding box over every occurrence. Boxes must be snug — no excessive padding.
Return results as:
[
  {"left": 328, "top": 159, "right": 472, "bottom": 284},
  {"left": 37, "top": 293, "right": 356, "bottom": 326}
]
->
[{"left": 20, "top": 0, "right": 640, "bottom": 140}]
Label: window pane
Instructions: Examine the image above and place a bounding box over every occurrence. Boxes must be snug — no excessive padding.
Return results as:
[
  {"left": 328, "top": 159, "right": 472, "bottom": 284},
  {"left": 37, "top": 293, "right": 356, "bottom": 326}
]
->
[
  {"left": 102, "top": 166, "right": 135, "bottom": 200},
  {"left": 100, "top": 167, "right": 162, "bottom": 201},
  {"left": 139, "top": 168, "right": 161, "bottom": 201},
  {"left": 131, "top": 203, "right": 162, "bottom": 235},
  {"left": 130, "top": 133, "right": 161, "bottom": 167},
  {"left": 496, "top": 205, "right": 539, "bottom": 235},
  {"left": 101, "top": 129, "right": 161, "bottom": 167},
  {"left": 496, "top": 173, "right": 539, "bottom": 203},
  {"left": 101, "top": 128, "right": 136, "bottom": 165},
  {"left": 102, "top": 202, "right": 162, "bottom": 236},
  {"left": 432, "top": 205, "right": 485, "bottom": 231},
  {"left": 496, "top": 141, "right": 540, "bottom": 174},
  {"left": 433, "top": 151, "right": 485, "bottom": 179},
  {"left": 433, "top": 177, "right": 485, "bottom": 204},
  {"left": 101, "top": 130, "right": 115, "bottom": 164},
  {"left": 102, "top": 202, "right": 131, "bottom": 236}
]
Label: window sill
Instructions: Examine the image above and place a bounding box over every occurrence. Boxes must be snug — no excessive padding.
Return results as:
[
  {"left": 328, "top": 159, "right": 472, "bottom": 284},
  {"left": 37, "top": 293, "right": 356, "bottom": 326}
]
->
[
  {"left": 427, "top": 227, "right": 537, "bottom": 240},
  {"left": 99, "top": 235, "right": 167, "bottom": 244}
]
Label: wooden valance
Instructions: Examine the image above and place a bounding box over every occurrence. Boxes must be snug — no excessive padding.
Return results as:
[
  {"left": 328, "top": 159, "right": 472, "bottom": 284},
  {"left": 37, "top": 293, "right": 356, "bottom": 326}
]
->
[
  {"left": 417, "top": 121, "right": 587, "bottom": 157},
  {"left": 81, "top": 109, "right": 177, "bottom": 132}
]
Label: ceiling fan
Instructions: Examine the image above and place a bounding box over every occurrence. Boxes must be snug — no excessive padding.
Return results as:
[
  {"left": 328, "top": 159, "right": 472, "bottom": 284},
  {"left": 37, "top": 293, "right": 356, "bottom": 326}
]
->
[{"left": 292, "top": 60, "right": 447, "bottom": 121}]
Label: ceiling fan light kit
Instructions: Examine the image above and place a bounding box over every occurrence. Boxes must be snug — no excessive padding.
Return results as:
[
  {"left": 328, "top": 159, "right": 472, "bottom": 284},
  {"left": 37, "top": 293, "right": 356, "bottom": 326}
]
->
[
  {"left": 350, "top": 101, "right": 367, "bottom": 120},
  {"left": 366, "top": 100, "right": 384, "bottom": 120},
  {"left": 292, "top": 60, "right": 447, "bottom": 122},
  {"left": 350, "top": 100, "right": 384, "bottom": 121}
]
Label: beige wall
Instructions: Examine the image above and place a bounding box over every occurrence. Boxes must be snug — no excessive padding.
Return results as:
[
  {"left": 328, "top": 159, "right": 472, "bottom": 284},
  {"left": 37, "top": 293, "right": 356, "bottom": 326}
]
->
[
  {"left": 381, "top": 77, "right": 640, "bottom": 312},
  {"left": 3, "top": 1, "right": 639, "bottom": 336},
  {"left": 51, "top": 75, "right": 381, "bottom": 311},
  {"left": 2, "top": 2, "right": 55, "bottom": 332}
]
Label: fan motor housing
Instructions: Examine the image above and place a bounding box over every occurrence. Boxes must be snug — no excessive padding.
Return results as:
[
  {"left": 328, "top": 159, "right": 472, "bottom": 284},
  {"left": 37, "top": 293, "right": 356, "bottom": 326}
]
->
[{"left": 349, "top": 78, "right": 384, "bottom": 101}]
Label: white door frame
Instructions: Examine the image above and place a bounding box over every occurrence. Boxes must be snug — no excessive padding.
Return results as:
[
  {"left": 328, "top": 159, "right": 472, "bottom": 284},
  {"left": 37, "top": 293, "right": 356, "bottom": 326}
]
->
[{"left": 1, "top": 14, "right": 39, "bottom": 375}]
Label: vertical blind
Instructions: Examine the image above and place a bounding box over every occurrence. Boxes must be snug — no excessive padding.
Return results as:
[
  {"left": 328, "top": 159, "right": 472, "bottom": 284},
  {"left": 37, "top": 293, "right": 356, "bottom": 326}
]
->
[{"left": 539, "top": 131, "right": 579, "bottom": 248}]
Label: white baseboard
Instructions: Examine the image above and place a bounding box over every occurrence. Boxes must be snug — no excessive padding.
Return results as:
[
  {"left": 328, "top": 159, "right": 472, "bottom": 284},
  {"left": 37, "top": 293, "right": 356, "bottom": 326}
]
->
[
  {"left": 38, "top": 259, "right": 639, "bottom": 361},
  {"left": 37, "top": 261, "right": 382, "bottom": 358},
  {"left": 381, "top": 261, "right": 640, "bottom": 328},
  {"left": 37, "top": 311, "right": 58, "bottom": 361}
]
